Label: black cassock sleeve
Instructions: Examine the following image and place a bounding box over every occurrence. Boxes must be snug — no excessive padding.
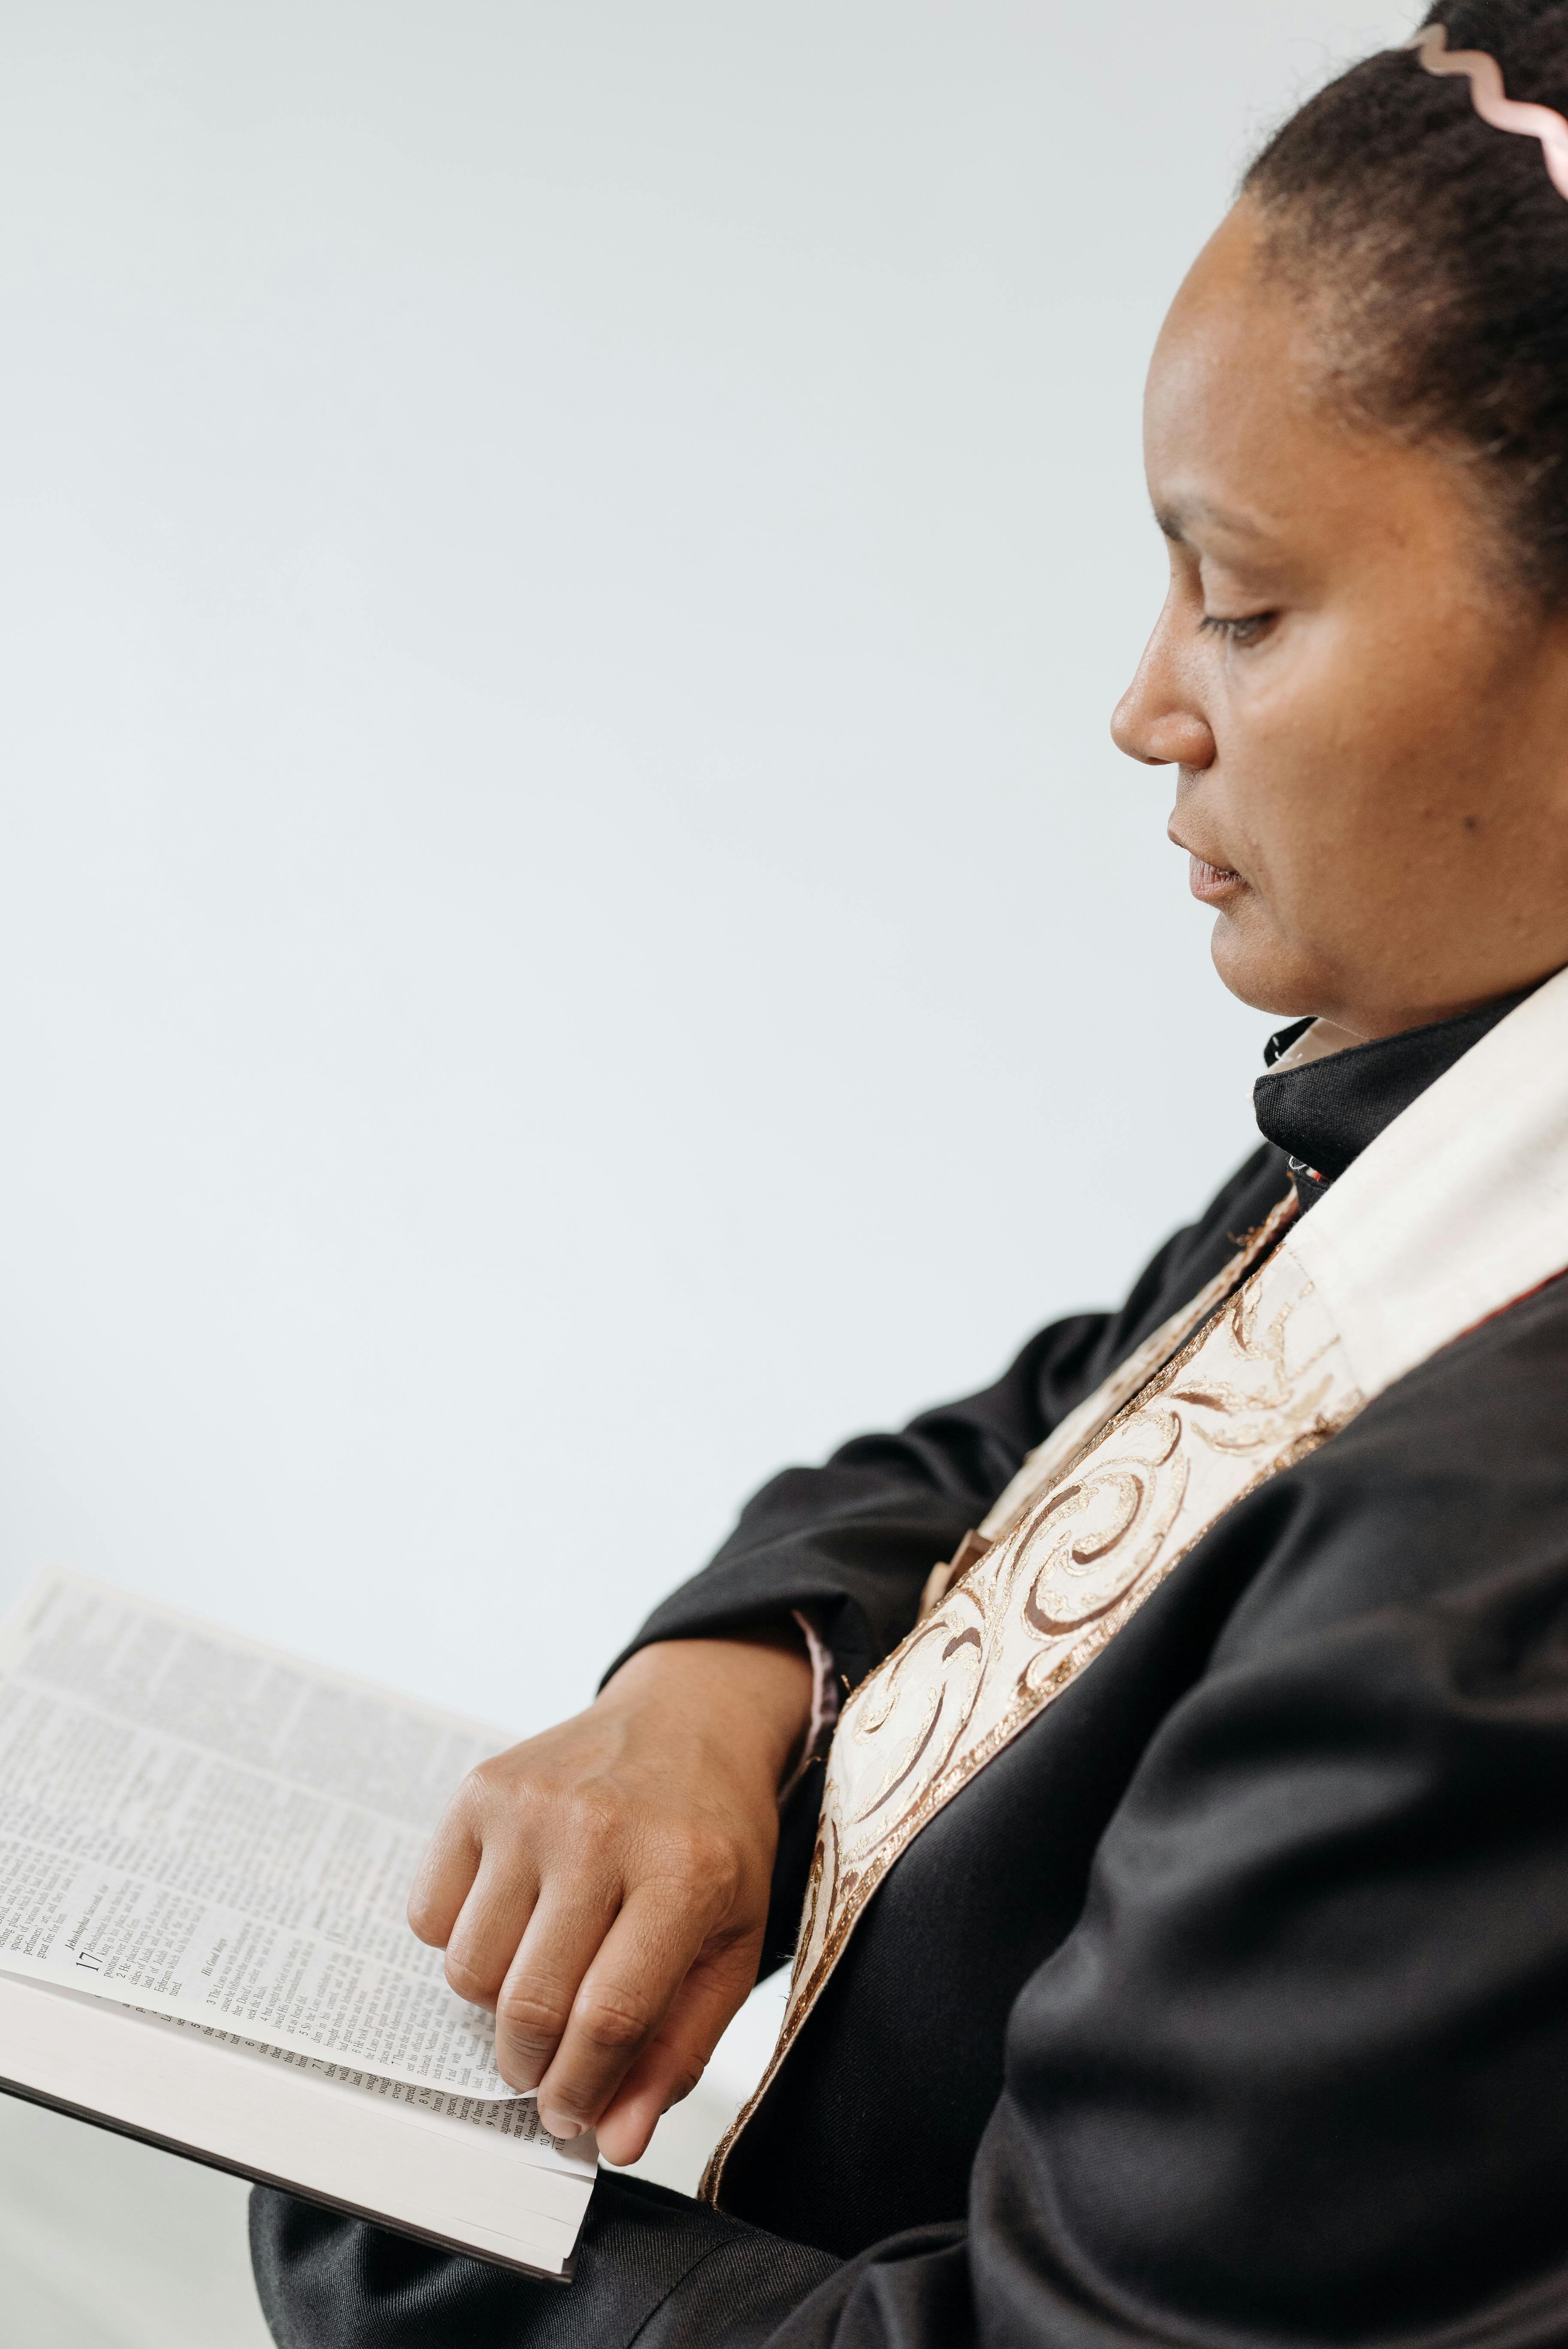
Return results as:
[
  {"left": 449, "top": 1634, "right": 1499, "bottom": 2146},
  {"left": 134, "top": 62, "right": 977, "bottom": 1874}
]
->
[{"left": 254, "top": 1277, "right": 1568, "bottom": 2347}]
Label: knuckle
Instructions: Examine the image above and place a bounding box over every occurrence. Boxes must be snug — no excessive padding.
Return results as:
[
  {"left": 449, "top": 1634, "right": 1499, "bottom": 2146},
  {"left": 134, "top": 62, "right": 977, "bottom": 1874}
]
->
[
  {"left": 406, "top": 1889, "right": 441, "bottom": 1943},
  {"left": 460, "top": 1751, "right": 536, "bottom": 1816},
  {"left": 698, "top": 1837, "right": 742, "bottom": 1902},
  {"left": 573, "top": 1983, "right": 654, "bottom": 2055},
  {"left": 496, "top": 1982, "right": 572, "bottom": 2053},
  {"left": 458, "top": 1760, "right": 500, "bottom": 1809},
  {"left": 564, "top": 1784, "right": 624, "bottom": 1846},
  {"left": 653, "top": 1820, "right": 737, "bottom": 1900},
  {"left": 446, "top": 1759, "right": 556, "bottom": 1860},
  {"left": 442, "top": 1951, "right": 497, "bottom": 2004}
]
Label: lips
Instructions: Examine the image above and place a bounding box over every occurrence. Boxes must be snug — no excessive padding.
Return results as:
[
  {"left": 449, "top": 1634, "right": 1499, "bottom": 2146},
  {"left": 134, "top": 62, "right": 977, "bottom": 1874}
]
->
[
  {"left": 1168, "top": 819, "right": 1246, "bottom": 903},
  {"left": 1187, "top": 855, "right": 1244, "bottom": 903}
]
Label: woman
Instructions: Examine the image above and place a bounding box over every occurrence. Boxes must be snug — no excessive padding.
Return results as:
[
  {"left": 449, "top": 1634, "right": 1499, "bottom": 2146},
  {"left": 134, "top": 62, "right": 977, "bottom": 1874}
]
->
[{"left": 253, "top": 6, "right": 1568, "bottom": 2341}]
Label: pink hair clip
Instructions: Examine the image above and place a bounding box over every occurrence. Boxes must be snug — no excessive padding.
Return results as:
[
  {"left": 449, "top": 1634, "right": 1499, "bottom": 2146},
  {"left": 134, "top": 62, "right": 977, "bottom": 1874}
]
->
[{"left": 1406, "top": 21, "right": 1568, "bottom": 201}]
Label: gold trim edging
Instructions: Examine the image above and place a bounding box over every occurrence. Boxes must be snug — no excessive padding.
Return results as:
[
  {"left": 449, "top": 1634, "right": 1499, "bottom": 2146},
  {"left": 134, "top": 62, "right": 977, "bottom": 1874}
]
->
[{"left": 700, "top": 1195, "right": 1341, "bottom": 2204}]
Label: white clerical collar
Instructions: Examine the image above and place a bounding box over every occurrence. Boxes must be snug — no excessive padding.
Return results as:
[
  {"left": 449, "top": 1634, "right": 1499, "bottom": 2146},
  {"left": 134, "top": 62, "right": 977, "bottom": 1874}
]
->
[
  {"left": 1263, "top": 1015, "right": 1363, "bottom": 1077},
  {"left": 1285, "top": 961, "right": 1568, "bottom": 1400}
]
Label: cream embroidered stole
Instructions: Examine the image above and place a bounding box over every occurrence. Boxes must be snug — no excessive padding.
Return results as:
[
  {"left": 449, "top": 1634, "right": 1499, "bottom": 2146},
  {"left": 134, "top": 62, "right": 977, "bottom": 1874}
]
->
[{"left": 702, "top": 968, "right": 1568, "bottom": 2200}]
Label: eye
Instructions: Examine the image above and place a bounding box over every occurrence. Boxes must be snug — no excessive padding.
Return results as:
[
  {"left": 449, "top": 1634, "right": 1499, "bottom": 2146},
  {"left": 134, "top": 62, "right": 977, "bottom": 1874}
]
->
[{"left": 1198, "top": 610, "right": 1276, "bottom": 648}]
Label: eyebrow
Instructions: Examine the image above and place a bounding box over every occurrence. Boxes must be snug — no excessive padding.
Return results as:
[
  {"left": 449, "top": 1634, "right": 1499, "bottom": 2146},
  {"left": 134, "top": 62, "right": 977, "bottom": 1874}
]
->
[{"left": 1154, "top": 498, "right": 1267, "bottom": 545}]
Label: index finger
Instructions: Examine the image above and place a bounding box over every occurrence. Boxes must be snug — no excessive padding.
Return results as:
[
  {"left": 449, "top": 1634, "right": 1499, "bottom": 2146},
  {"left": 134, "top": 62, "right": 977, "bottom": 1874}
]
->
[{"left": 406, "top": 1796, "right": 482, "bottom": 1949}]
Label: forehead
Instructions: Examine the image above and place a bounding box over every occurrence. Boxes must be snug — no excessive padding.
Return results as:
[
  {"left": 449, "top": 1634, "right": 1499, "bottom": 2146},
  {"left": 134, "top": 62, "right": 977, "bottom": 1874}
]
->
[
  {"left": 1142, "top": 212, "right": 1511, "bottom": 608},
  {"left": 1144, "top": 206, "right": 1334, "bottom": 543}
]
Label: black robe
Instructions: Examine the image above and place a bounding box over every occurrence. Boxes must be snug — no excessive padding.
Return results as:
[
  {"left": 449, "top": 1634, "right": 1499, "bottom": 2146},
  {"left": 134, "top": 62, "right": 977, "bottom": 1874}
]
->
[{"left": 252, "top": 995, "right": 1568, "bottom": 2348}]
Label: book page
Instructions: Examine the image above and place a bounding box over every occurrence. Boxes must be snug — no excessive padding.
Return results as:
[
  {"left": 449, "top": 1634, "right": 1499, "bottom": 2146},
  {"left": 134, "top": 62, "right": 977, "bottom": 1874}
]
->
[
  {"left": 0, "top": 1571, "right": 530, "bottom": 2097},
  {"left": 163, "top": 2007, "right": 597, "bottom": 2181}
]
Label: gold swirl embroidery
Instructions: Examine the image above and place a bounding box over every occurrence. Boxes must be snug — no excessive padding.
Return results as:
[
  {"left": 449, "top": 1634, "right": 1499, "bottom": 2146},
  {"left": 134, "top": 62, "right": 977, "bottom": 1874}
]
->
[{"left": 699, "top": 1226, "right": 1364, "bottom": 2207}]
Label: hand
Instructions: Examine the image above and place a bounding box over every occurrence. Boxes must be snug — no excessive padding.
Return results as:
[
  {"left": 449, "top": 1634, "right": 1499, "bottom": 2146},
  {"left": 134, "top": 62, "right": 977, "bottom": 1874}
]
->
[{"left": 407, "top": 1631, "right": 814, "bottom": 2165}]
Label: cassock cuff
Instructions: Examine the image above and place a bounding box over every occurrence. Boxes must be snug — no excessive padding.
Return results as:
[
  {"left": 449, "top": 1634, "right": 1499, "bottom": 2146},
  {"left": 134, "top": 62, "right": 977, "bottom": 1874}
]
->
[{"left": 777, "top": 1608, "right": 840, "bottom": 1804}]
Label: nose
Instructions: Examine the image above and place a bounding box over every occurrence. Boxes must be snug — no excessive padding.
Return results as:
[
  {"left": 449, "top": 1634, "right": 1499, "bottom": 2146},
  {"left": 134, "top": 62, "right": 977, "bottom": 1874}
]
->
[{"left": 1111, "top": 615, "right": 1216, "bottom": 771}]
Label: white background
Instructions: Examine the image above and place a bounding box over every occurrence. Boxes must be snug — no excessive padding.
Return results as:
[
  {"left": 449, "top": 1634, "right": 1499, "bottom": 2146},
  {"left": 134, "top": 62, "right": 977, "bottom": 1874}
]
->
[
  {"left": 0, "top": 4, "right": 1420, "bottom": 2334},
  {"left": 0, "top": 3, "right": 1412, "bottom": 1748}
]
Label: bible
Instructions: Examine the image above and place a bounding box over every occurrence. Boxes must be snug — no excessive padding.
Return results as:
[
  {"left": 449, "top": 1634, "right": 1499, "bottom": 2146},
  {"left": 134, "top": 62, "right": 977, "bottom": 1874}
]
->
[{"left": 0, "top": 1568, "right": 596, "bottom": 2279}]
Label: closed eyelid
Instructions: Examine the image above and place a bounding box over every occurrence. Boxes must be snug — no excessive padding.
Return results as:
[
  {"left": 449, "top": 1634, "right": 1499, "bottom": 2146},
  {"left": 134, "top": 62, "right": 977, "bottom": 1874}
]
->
[{"left": 1197, "top": 609, "right": 1278, "bottom": 647}]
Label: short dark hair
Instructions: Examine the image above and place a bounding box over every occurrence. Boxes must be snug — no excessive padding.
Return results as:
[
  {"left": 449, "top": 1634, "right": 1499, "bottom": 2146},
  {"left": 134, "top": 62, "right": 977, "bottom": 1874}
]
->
[{"left": 1244, "top": 1, "right": 1568, "bottom": 602}]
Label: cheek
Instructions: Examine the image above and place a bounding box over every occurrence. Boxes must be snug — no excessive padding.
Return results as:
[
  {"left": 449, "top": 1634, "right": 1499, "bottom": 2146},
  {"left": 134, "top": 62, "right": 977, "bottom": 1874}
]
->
[
  {"left": 1214, "top": 614, "right": 1477, "bottom": 894},
  {"left": 1203, "top": 650, "right": 1350, "bottom": 895}
]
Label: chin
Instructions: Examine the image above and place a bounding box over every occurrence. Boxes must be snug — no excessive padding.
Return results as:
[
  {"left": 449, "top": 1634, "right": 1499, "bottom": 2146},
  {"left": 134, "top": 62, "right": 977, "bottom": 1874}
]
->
[{"left": 1207, "top": 913, "right": 1321, "bottom": 1023}]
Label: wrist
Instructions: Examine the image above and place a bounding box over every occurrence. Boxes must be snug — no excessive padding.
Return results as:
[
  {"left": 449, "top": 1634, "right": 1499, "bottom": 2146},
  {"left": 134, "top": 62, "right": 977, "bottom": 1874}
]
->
[{"left": 602, "top": 1631, "right": 814, "bottom": 1795}]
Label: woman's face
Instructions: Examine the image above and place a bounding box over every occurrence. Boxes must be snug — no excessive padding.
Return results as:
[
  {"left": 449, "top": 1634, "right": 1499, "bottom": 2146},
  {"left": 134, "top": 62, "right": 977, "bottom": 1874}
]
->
[{"left": 1113, "top": 200, "right": 1568, "bottom": 1039}]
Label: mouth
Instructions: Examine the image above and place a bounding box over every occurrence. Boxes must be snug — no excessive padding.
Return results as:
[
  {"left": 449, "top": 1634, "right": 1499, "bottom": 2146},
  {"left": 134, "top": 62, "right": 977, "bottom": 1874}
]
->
[
  {"left": 1168, "top": 823, "right": 1246, "bottom": 905},
  {"left": 1186, "top": 855, "right": 1245, "bottom": 903}
]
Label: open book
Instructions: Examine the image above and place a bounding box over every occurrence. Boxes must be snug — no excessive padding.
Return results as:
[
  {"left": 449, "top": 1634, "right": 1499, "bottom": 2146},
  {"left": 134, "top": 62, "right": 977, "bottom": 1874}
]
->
[{"left": 0, "top": 1570, "right": 597, "bottom": 2279}]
